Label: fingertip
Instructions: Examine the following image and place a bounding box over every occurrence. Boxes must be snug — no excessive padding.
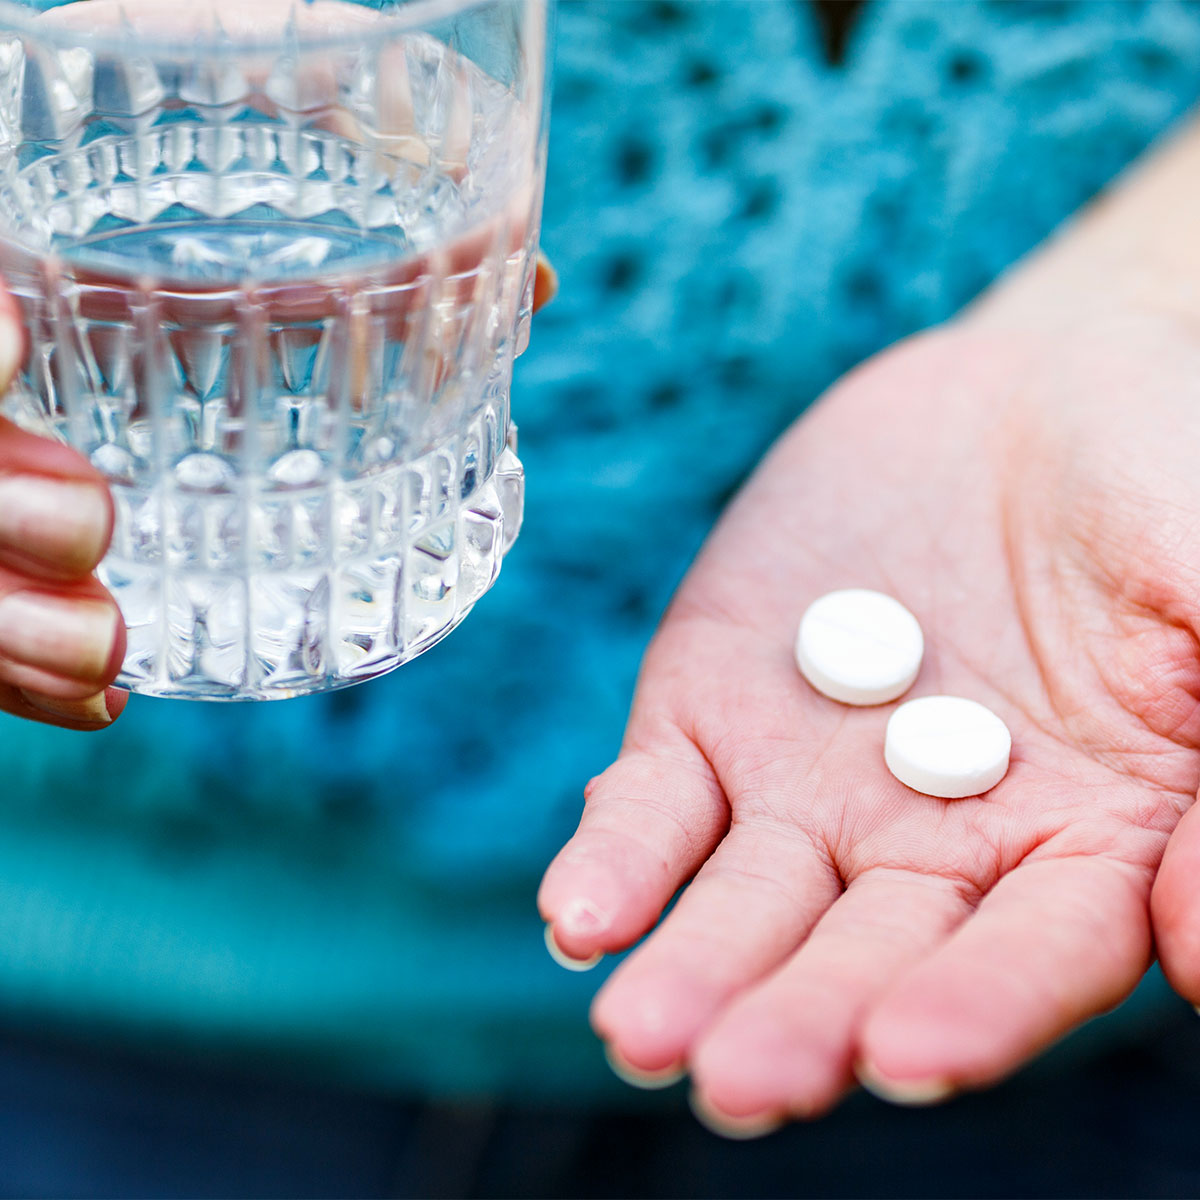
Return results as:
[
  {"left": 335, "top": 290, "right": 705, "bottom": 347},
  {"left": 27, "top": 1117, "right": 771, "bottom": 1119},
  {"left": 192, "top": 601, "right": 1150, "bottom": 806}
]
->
[
  {"left": 19, "top": 684, "right": 126, "bottom": 729},
  {"left": 854, "top": 1058, "right": 956, "bottom": 1107},
  {"left": 0, "top": 476, "right": 114, "bottom": 580},
  {"left": 531, "top": 251, "right": 558, "bottom": 314},
  {"left": 543, "top": 742, "right": 728, "bottom": 963},
  {"left": 687, "top": 1007, "right": 849, "bottom": 1123},
  {"left": 590, "top": 964, "right": 713, "bottom": 1076},
  {"left": 856, "top": 988, "right": 982, "bottom": 1094},
  {"left": 103, "top": 607, "right": 128, "bottom": 683},
  {"left": 1156, "top": 936, "right": 1200, "bottom": 1006},
  {"left": 856, "top": 971, "right": 1049, "bottom": 1099},
  {"left": 103, "top": 684, "right": 129, "bottom": 722},
  {"left": 537, "top": 865, "right": 607, "bottom": 956},
  {"left": 544, "top": 923, "right": 603, "bottom": 973},
  {"left": 1150, "top": 899, "right": 1200, "bottom": 1004},
  {"left": 859, "top": 857, "right": 1149, "bottom": 1096},
  {"left": 1153, "top": 814, "right": 1200, "bottom": 1003},
  {"left": 604, "top": 1043, "right": 685, "bottom": 1091},
  {"left": 687, "top": 1090, "right": 783, "bottom": 1141},
  {"left": 539, "top": 847, "right": 657, "bottom": 958}
]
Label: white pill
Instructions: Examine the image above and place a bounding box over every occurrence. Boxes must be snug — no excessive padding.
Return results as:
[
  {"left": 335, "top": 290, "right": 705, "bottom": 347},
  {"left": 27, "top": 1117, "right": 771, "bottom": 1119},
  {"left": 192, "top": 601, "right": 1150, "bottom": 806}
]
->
[
  {"left": 795, "top": 589, "right": 924, "bottom": 706},
  {"left": 885, "top": 695, "right": 1011, "bottom": 799}
]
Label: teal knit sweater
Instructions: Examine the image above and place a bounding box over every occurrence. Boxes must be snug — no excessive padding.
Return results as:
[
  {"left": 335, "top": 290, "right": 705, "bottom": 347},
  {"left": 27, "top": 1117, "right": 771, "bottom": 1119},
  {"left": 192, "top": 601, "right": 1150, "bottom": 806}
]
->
[{"left": 2, "top": 0, "right": 1200, "bottom": 1099}]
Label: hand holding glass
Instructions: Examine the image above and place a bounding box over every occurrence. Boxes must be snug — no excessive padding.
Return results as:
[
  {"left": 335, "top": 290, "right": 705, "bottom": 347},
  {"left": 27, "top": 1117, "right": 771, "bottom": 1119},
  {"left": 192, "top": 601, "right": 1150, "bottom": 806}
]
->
[{"left": 0, "top": 0, "right": 548, "bottom": 699}]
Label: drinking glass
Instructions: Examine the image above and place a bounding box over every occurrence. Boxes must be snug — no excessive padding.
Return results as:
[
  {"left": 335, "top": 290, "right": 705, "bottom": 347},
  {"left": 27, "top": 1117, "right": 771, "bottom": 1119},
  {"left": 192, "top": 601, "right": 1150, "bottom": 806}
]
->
[{"left": 0, "top": 0, "right": 548, "bottom": 699}]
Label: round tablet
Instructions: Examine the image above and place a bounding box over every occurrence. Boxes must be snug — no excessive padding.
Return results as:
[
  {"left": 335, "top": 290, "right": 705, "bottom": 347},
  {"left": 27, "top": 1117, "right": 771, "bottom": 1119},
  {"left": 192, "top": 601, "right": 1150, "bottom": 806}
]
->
[
  {"left": 795, "top": 589, "right": 924, "bottom": 706},
  {"left": 885, "top": 696, "right": 1011, "bottom": 799}
]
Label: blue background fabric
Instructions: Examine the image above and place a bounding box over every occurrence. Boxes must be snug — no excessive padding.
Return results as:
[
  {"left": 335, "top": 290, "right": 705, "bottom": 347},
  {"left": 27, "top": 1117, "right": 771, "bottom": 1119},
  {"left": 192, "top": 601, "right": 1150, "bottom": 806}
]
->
[{"left": 1, "top": 0, "right": 1200, "bottom": 1099}]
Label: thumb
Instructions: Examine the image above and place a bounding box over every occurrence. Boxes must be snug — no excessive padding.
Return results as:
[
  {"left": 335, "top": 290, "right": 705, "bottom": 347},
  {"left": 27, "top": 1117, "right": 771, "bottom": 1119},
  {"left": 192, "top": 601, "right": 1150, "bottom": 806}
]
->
[{"left": 1151, "top": 798, "right": 1200, "bottom": 1004}]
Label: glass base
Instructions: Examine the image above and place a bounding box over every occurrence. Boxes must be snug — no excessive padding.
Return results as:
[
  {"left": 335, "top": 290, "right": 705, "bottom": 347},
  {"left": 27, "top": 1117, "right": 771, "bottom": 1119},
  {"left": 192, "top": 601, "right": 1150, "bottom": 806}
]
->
[{"left": 106, "top": 441, "right": 523, "bottom": 701}]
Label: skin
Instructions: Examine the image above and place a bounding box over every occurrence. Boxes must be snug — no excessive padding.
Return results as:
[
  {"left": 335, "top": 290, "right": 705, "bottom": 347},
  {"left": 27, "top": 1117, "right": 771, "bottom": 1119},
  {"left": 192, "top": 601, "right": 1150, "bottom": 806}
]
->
[
  {"left": 540, "top": 114, "right": 1200, "bottom": 1129},
  {"left": 4, "top": 14, "right": 1200, "bottom": 1123},
  {"left": 0, "top": 261, "right": 127, "bottom": 729}
]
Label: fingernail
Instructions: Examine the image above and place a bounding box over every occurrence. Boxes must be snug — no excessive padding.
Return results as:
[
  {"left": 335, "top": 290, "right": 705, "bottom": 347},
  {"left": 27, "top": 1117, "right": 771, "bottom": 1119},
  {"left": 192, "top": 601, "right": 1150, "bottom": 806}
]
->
[
  {"left": 559, "top": 896, "right": 611, "bottom": 938},
  {"left": 20, "top": 688, "right": 117, "bottom": 727},
  {"left": 604, "top": 1044, "right": 685, "bottom": 1091},
  {"left": 855, "top": 1060, "right": 956, "bottom": 1107},
  {"left": 688, "top": 1090, "right": 783, "bottom": 1141},
  {"left": 0, "top": 592, "right": 119, "bottom": 683},
  {"left": 532, "top": 251, "right": 558, "bottom": 313},
  {"left": 544, "top": 924, "right": 603, "bottom": 972},
  {"left": 0, "top": 475, "right": 110, "bottom": 574}
]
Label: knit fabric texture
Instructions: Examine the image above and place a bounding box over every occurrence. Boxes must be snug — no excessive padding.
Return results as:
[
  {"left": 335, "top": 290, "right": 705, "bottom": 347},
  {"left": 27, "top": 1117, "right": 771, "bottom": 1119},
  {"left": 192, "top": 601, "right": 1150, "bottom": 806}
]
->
[{"left": 2, "top": 0, "right": 1200, "bottom": 1098}]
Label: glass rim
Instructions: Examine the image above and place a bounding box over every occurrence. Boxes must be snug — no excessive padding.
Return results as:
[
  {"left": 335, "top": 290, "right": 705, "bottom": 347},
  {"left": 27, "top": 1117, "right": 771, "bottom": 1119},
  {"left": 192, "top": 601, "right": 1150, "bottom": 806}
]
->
[{"left": 0, "top": 0, "right": 508, "bottom": 55}]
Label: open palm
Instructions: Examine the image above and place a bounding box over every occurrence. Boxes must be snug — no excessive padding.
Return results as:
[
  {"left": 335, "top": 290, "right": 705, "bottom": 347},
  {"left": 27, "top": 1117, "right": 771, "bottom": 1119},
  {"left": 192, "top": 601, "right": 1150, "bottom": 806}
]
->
[{"left": 540, "top": 312, "right": 1200, "bottom": 1130}]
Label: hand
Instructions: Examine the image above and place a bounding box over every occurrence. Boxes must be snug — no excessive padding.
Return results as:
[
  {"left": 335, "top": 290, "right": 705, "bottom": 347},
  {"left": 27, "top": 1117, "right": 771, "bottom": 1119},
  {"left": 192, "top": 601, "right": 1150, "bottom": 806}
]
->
[
  {"left": 539, "top": 106, "right": 1200, "bottom": 1136},
  {"left": 0, "top": 291, "right": 126, "bottom": 730},
  {"left": 538, "top": 295, "right": 1200, "bottom": 1129}
]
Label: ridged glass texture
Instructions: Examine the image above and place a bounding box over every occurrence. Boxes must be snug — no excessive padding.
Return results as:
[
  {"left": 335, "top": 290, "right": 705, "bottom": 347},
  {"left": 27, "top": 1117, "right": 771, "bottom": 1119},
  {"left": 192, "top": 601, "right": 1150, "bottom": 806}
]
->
[{"left": 0, "top": 0, "right": 547, "bottom": 698}]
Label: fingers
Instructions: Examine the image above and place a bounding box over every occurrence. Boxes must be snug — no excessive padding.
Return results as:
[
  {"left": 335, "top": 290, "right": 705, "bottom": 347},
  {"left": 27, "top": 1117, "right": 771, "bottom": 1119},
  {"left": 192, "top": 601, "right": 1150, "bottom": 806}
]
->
[
  {"left": 1151, "top": 800, "right": 1200, "bottom": 1004},
  {"left": 0, "top": 683, "right": 127, "bottom": 731},
  {"left": 857, "top": 855, "right": 1152, "bottom": 1102},
  {"left": 0, "top": 564, "right": 125, "bottom": 681},
  {"left": 688, "top": 868, "right": 974, "bottom": 1123},
  {"left": 0, "top": 399, "right": 126, "bottom": 716},
  {"left": 0, "top": 415, "right": 122, "bottom": 691},
  {"left": 0, "top": 467, "right": 114, "bottom": 580},
  {"left": 590, "top": 820, "right": 841, "bottom": 1077},
  {"left": 0, "top": 416, "right": 114, "bottom": 582},
  {"left": 0, "top": 587, "right": 123, "bottom": 688},
  {"left": 0, "top": 325, "right": 126, "bottom": 728},
  {"left": 0, "top": 597, "right": 127, "bottom": 728},
  {"left": 0, "top": 567, "right": 127, "bottom": 731},
  {"left": 538, "top": 731, "right": 730, "bottom": 965}
]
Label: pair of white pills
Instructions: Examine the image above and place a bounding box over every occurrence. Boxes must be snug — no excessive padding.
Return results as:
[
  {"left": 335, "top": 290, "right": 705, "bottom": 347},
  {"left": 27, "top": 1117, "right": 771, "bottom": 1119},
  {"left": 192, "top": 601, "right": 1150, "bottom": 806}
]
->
[{"left": 795, "top": 589, "right": 1010, "bottom": 799}]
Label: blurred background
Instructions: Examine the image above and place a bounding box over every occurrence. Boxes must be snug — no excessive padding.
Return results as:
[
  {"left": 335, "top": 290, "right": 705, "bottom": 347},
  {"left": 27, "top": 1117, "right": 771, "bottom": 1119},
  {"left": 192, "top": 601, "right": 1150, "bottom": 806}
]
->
[{"left": 3, "top": 0, "right": 1200, "bottom": 1194}]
